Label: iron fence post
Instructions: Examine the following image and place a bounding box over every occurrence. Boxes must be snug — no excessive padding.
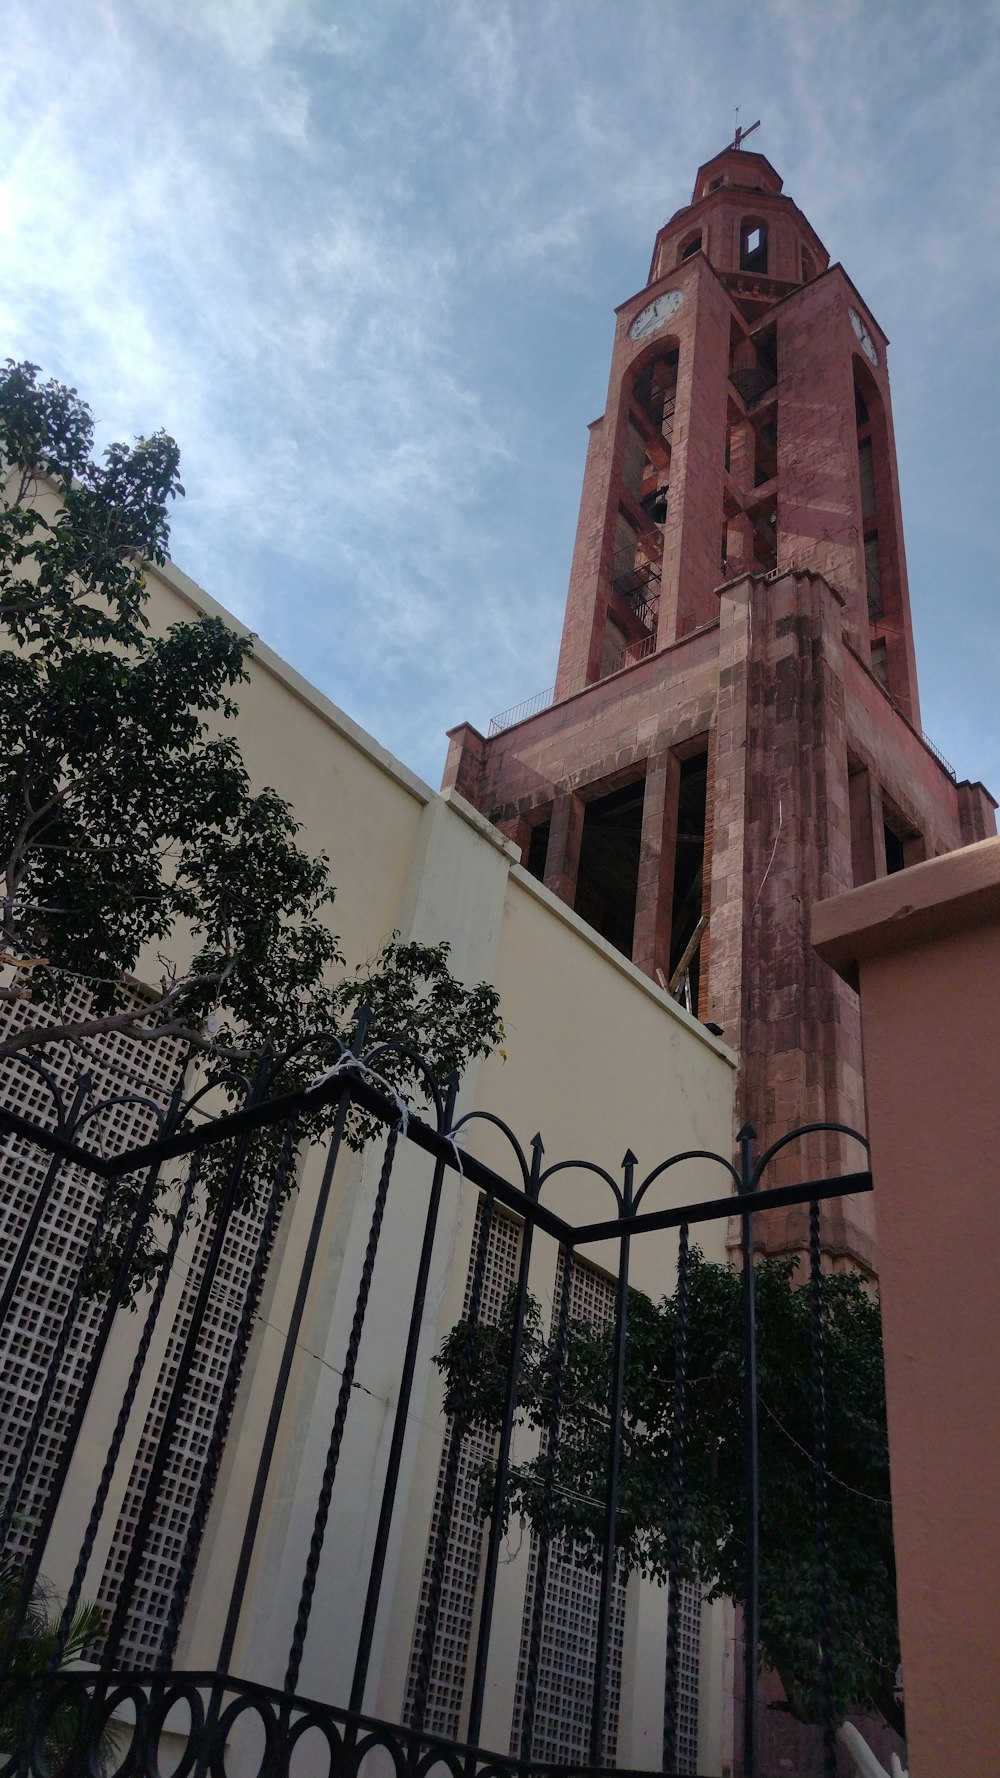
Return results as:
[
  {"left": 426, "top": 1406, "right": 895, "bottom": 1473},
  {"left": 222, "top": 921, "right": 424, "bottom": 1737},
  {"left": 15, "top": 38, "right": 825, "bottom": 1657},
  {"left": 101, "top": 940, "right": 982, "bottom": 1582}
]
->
[
  {"left": 588, "top": 1150, "right": 634, "bottom": 1766},
  {"left": 466, "top": 1131, "right": 542, "bottom": 1746},
  {"left": 284, "top": 1120, "right": 404, "bottom": 1695},
  {"left": 0, "top": 1073, "right": 92, "bottom": 1335},
  {"left": 810, "top": 1196, "right": 837, "bottom": 1778},
  {"left": 409, "top": 1184, "right": 497, "bottom": 1737},
  {"left": 349, "top": 1072, "right": 460, "bottom": 1716},
  {"left": 158, "top": 1112, "right": 303, "bottom": 1670},
  {"left": 663, "top": 1218, "right": 691, "bottom": 1772},
  {"left": 53, "top": 1156, "right": 202, "bottom": 1665},
  {"left": 738, "top": 1121, "right": 759, "bottom": 1778},
  {"left": 100, "top": 1054, "right": 274, "bottom": 1668},
  {"left": 213, "top": 1009, "right": 372, "bottom": 1679},
  {"left": 519, "top": 1241, "right": 574, "bottom": 1763}
]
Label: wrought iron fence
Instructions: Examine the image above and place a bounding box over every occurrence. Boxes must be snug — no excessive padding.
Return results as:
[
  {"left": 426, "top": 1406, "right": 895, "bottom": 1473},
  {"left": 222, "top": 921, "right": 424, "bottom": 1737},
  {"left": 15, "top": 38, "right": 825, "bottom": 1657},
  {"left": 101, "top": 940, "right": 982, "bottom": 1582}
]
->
[{"left": 0, "top": 1020, "right": 875, "bottom": 1778}]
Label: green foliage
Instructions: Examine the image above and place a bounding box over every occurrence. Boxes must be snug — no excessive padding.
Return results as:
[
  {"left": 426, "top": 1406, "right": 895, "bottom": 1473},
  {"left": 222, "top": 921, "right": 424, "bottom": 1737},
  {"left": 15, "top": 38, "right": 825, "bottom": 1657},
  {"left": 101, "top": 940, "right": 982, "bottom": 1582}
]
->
[
  {"left": 437, "top": 1249, "right": 901, "bottom": 1736},
  {"left": 0, "top": 361, "right": 503, "bottom": 1294},
  {"left": 0, "top": 1555, "right": 111, "bottom": 1769}
]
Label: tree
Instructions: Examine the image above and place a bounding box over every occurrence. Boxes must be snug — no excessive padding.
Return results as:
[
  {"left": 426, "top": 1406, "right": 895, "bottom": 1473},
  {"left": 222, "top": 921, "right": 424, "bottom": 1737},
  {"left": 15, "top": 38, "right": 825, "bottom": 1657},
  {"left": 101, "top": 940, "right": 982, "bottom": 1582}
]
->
[
  {"left": 0, "top": 360, "right": 503, "bottom": 1288},
  {"left": 438, "top": 1247, "right": 902, "bottom": 1753}
]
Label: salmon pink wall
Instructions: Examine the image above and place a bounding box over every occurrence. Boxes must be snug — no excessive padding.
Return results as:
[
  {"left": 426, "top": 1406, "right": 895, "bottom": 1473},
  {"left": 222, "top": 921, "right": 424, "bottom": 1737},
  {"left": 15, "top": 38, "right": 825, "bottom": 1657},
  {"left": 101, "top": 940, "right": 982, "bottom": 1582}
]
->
[{"left": 813, "top": 837, "right": 1000, "bottom": 1778}]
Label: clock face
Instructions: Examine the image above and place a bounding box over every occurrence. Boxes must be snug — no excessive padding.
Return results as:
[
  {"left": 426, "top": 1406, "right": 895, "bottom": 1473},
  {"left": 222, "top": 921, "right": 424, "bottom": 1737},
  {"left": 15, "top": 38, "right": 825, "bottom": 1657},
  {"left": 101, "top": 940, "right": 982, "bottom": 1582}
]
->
[
  {"left": 849, "top": 307, "right": 879, "bottom": 367},
  {"left": 629, "top": 288, "right": 684, "bottom": 342}
]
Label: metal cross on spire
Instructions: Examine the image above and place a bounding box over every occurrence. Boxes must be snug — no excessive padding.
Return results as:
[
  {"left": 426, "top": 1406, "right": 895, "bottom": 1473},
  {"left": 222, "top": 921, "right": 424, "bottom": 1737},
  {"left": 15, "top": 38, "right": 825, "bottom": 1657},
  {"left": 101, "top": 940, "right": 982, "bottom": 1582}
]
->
[{"left": 732, "top": 108, "right": 761, "bottom": 151}]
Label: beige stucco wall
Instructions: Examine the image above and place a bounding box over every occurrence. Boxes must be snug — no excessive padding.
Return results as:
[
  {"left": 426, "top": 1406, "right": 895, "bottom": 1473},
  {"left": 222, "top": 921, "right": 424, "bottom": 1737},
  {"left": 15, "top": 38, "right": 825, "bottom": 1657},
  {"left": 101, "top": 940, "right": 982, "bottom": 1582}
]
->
[
  {"left": 814, "top": 838, "right": 1000, "bottom": 1778},
  {"left": 37, "top": 557, "right": 737, "bottom": 1772}
]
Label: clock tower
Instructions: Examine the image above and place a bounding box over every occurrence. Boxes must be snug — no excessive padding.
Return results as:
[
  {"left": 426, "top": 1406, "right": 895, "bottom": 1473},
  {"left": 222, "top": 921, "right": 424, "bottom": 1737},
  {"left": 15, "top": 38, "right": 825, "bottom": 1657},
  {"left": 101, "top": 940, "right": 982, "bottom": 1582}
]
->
[{"left": 443, "top": 143, "right": 995, "bottom": 1270}]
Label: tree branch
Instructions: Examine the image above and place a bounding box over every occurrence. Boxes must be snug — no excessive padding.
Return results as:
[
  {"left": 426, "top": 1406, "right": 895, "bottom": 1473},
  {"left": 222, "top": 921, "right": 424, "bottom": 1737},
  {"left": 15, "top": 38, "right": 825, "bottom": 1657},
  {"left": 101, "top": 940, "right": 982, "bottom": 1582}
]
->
[{"left": 0, "top": 971, "right": 243, "bottom": 1059}]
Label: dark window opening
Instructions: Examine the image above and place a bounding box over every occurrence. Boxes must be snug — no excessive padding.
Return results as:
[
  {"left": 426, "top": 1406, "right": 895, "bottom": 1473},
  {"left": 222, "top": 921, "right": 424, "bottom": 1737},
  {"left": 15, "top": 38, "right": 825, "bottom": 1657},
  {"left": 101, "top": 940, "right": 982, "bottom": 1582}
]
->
[
  {"left": 680, "top": 233, "right": 702, "bottom": 262},
  {"left": 865, "top": 533, "right": 883, "bottom": 621},
  {"left": 882, "top": 796, "right": 924, "bottom": 875},
  {"left": 854, "top": 364, "right": 907, "bottom": 710},
  {"left": 858, "top": 438, "right": 876, "bottom": 517},
  {"left": 755, "top": 322, "right": 778, "bottom": 384},
  {"left": 848, "top": 765, "right": 877, "bottom": 887},
  {"left": 751, "top": 503, "right": 778, "bottom": 573},
  {"left": 574, "top": 779, "right": 646, "bottom": 959},
  {"left": 870, "top": 639, "right": 889, "bottom": 689},
  {"left": 622, "top": 421, "right": 646, "bottom": 500},
  {"left": 740, "top": 221, "right": 768, "bottom": 273},
  {"left": 598, "top": 614, "right": 630, "bottom": 681},
  {"left": 669, "top": 753, "right": 708, "bottom": 1009},
  {"left": 633, "top": 350, "right": 679, "bottom": 437},
  {"left": 800, "top": 246, "right": 816, "bottom": 282},
  {"left": 526, "top": 821, "right": 550, "bottom": 883},
  {"left": 606, "top": 509, "right": 661, "bottom": 675},
  {"left": 884, "top": 822, "right": 906, "bottom": 876},
  {"left": 753, "top": 415, "right": 777, "bottom": 486}
]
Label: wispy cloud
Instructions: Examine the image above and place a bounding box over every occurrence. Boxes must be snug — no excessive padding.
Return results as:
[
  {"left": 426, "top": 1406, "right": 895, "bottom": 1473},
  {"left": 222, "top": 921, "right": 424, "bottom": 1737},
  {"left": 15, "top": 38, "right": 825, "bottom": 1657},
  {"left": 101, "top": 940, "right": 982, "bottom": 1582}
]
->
[{"left": 0, "top": 0, "right": 996, "bottom": 789}]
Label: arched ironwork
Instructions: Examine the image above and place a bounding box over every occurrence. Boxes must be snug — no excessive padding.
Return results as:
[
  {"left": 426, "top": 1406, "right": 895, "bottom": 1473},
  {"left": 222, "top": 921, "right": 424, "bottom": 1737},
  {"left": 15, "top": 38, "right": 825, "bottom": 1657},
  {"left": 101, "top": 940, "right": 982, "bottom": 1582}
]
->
[{"left": 0, "top": 1012, "right": 875, "bottom": 1778}]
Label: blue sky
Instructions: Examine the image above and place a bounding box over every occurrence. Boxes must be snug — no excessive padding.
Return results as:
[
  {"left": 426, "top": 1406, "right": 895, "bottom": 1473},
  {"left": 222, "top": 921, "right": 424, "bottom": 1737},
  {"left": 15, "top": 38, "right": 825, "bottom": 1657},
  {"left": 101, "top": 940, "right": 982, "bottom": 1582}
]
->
[{"left": 1, "top": 0, "right": 998, "bottom": 794}]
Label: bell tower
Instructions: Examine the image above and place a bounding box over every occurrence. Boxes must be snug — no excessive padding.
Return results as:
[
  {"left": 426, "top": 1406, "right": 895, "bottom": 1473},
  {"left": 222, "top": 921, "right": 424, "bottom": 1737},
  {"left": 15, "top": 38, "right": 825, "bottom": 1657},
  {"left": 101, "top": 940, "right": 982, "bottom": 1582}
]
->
[
  {"left": 444, "top": 142, "right": 995, "bottom": 1271},
  {"left": 556, "top": 143, "right": 919, "bottom": 720}
]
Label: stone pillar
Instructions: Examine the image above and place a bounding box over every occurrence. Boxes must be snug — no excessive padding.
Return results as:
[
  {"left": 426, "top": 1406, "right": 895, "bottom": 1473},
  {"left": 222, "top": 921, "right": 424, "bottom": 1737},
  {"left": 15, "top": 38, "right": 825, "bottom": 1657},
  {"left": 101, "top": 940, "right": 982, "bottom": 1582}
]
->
[
  {"left": 848, "top": 764, "right": 888, "bottom": 884},
  {"left": 734, "top": 571, "right": 873, "bottom": 1267},
  {"left": 442, "top": 723, "right": 486, "bottom": 805},
  {"left": 957, "top": 778, "right": 998, "bottom": 844},
  {"left": 632, "top": 749, "right": 680, "bottom": 980},
  {"left": 543, "top": 791, "right": 585, "bottom": 906},
  {"left": 704, "top": 576, "right": 752, "bottom": 1041}
]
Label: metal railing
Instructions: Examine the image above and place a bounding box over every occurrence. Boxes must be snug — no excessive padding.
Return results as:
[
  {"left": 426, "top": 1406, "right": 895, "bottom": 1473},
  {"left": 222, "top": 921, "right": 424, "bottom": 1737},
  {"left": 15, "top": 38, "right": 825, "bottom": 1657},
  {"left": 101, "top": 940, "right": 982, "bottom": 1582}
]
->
[
  {"left": 611, "top": 549, "right": 661, "bottom": 602},
  {"left": 488, "top": 685, "right": 555, "bottom": 736},
  {"left": 0, "top": 1021, "right": 876, "bottom": 1778},
  {"left": 601, "top": 633, "right": 657, "bottom": 679},
  {"left": 918, "top": 727, "right": 956, "bottom": 780}
]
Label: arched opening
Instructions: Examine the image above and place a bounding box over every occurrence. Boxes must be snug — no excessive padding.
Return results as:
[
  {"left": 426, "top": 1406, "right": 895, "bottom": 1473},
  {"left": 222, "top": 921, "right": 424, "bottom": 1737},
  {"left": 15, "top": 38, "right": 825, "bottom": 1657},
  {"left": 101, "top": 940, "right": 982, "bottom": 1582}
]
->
[
  {"left": 855, "top": 359, "right": 883, "bottom": 618},
  {"left": 853, "top": 355, "right": 909, "bottom": 709},
  {"left": 592, "top": 339, "right": 681, "bottom": 683},
  {"left": 739, "top": 219, "right": 768, "bottom": 273},
  {"left": 679, "top": 231, "right": 702, "bottom": 263}
]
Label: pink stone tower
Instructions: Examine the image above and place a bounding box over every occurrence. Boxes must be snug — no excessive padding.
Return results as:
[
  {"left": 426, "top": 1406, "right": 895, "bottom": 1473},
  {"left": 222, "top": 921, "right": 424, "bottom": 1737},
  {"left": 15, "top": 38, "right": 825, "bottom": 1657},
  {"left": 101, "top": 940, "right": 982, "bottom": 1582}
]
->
[{"left": 443, "top": 143, "right": 995, "bottom": 1270}]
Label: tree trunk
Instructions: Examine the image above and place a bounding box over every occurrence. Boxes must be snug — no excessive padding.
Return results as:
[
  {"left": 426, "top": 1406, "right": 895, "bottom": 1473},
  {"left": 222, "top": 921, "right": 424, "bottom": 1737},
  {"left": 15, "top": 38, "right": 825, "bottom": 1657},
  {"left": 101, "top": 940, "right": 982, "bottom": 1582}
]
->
[{"left": 838, "top": 1719, "right": 907, "bottom": 1778}]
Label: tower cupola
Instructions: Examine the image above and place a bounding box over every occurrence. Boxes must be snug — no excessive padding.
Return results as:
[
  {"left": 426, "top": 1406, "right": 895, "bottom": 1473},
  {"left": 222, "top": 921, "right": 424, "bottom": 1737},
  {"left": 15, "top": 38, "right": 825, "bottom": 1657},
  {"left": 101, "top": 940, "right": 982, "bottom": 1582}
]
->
[
  {"left": 691, "top": 145, "right": 784, "bottom": 202},
  {"left": 650, "top": 144, "right": 829, "bottom": 291}
]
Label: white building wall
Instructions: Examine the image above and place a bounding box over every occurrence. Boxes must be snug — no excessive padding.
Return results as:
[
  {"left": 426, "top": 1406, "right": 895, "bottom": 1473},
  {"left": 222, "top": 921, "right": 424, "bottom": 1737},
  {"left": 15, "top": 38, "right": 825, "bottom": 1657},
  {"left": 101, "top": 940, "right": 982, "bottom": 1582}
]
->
[{"left": 0, "top": 557, "right": 737, "bottom": 1773}]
